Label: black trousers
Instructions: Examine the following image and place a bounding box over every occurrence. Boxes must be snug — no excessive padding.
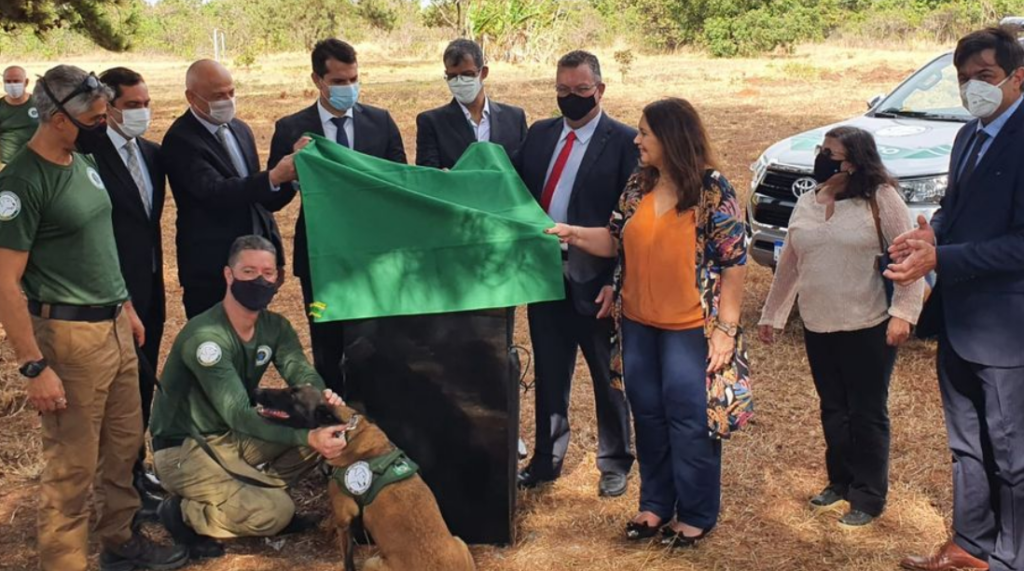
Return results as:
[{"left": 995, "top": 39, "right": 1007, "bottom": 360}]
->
[
  {"left": 135, "top": 279, "right": 164, "bottom": 474},
  {"left": 182, "top": 283, "right": 226, "bottom": 320},
  {"left": 804, "top": 320, "right": 895, "bottom": 516},
  {"left": 939, "top": 335, "right": 1024, "bottom": 571},
  {"left": 300, "top": 275, "right": 346, "bottom": 395},
  {"left": 526, "top": 291, "right": 634, "bottom": 478}
]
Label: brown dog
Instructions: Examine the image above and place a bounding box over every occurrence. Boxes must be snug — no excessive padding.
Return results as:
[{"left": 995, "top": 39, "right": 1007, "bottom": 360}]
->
[{"left": 254, "top": 386, "right": 476, "bottom": 571}]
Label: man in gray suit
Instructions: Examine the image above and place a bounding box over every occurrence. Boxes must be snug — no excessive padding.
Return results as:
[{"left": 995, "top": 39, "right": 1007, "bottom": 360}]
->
[{"left": 416, "top": 39, "right": 527, "bottom": 169}]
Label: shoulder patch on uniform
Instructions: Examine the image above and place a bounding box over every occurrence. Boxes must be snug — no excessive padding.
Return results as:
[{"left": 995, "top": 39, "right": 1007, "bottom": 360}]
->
[
  {"left": 86, "top": 167, "right": 105, "bottom": 189},
  {"left": 28, "top": 107, "right": 38, "bottom": 119},
  {"left": 256, "top": 345, "right": 273, "bottom": 367},
  {"left": 344, "top": 461, "right": 373, "bottom": 495},
  {"left": 0, "top": 191, "right": 21, "bottom": 221},
  {"left": 196, "top": 341, "right": 223, "bottom": 367}
]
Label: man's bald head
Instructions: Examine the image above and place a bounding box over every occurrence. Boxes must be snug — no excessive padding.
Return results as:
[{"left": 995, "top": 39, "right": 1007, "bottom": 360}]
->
[
  {"left": 3, "top": 66, "right": 27, "bottom": 82},
  {"left": 185, "top": 59, "right": 235, "bottom": 123}
]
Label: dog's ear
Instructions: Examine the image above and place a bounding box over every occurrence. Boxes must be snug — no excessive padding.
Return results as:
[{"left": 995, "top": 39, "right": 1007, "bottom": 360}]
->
[{"left": 314, "top": 404, "right": 345, "bottom": 427}]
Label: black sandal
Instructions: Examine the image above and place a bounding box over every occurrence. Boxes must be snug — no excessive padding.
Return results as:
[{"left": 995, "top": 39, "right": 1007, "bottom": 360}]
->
[
  {"left": 659, "top": 526, "right": 711, "bottom": 548},
  {"left": 624, "top": 520, "right": 662, "bottom": 541}
]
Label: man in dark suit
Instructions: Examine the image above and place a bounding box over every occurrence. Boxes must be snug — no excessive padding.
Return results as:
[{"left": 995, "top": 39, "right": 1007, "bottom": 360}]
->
[
  {"left": 76, "top": 66, "right": 167, "bottom": 516},
  {"left": 416, "top": 38, "right": 526, "bottom": 169},
  {"left": 162, "top": 59, "right": 303, "bottom": 318},
  {"left": 887, "top": 27, "right": 1024, "bottom": 571},
  {"left": 514, "top": 50, "right": 636, "bottom": 497},
  {"left": 268, "top": 39, "right": 406, "bottom": 393}
]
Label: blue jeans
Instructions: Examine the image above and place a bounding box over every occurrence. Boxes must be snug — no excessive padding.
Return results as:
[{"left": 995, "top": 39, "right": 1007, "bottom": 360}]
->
[{"left": 621, "top": 317, "right": 721, "bottom": 529}]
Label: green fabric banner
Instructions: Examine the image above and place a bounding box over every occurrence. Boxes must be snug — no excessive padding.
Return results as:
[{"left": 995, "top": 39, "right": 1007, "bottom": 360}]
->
[{"left": 294, "top": 135, "right": 565, "bottom": 322}]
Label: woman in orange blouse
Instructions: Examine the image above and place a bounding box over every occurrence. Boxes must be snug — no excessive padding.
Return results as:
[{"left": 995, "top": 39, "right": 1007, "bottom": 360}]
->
[{"left": 547, "top": 98, "right": 748, "bottom": 547}]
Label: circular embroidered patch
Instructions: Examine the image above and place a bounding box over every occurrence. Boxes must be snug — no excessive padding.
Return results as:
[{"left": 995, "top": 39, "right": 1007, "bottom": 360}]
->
[
  {"left": 196, "top": 341, "right": 222, "bottom": 367},
  {"left": 28, "top": 107, "right": 38, "bottom": 119},
  {"left": 0, "top": 191, "right": 21, "bottom": 221},
  {"left": 344, "top": 461, "right": 373, "bottom": 496},
  {"left": 86, "top": 167, "right": 105, "bottom": 189},
  {"left": 256, "top": 345, "right": 273, "bottom": 367}
]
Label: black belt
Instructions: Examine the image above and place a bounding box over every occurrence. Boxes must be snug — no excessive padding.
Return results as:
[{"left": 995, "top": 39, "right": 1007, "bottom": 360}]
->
[
  {"left": 151, "top": 436, "right": 185, "bottom": 452},
  {"left": 28, "top": 301, "right": 122, "bottom": 322}
]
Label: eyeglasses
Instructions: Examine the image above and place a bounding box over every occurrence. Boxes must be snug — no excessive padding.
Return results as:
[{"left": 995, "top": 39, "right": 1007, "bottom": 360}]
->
[
  {"left": 444, "top": 71, "right": 480, "bottom": 81},
  {"left": 814, "top": 145, "right": 846, "bottom": 162},
  {"left": 555, "top": 84, "right": 598, "bottom": 97}
]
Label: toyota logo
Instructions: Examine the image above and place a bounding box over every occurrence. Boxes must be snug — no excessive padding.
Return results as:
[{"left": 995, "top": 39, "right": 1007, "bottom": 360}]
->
[{"left": 792, "top": 177, "right": 817, "bottom": 199}]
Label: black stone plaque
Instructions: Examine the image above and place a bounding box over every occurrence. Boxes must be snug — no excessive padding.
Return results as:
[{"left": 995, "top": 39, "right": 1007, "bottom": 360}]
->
[{"left": 341, "top": 308, "right": 519, "bottom": 545}]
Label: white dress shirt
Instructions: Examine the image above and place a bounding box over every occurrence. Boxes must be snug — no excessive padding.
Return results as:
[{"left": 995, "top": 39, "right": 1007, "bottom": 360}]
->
[
  {"left": 544, "top": 111, "right": 603, "bottom": 224},
  {"left": 457, "top": 97, "right": 491, "bottom": 142},
  {"left": 318, "top": 100, "right": 355, "bottom": 149},
  {"left": 106, "top": 125, "right": 154, "bottom": 209}
]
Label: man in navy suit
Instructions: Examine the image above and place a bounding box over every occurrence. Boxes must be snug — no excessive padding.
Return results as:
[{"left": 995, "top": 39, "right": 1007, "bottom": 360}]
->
[
  {"left": 416, "top": 38, "right": 527, "bottom": 169},
  {"left": 514, "top": 50, "right": 636, "bottom": 497},
  {"left": 77, "top": 67, "right": 167, "bottom": 517},
  {"left": 268, "top": 38, "right": 406, "bottom": 394},
  {"left": 887, "top": 27, "right": 1024, "bottom": 571},
  {"left": 162, "top": 59, "right": 302, "bottom": 319}
]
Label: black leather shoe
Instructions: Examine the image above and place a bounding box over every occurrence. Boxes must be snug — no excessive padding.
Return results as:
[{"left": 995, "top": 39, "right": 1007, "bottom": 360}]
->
[
  {"left": 838, "top": 509, "right": 875, "bottom": 527},
  {"left": 809, "top": 486, "right": 844, "bottom": 508},
  {"left": 598, "top": 472, "right": 628, "bottom": 497},
  {"left": 278, "top": 513, "right": 322, "bottom": 536},
  {"left": 137, "top": 469, "right": 165, "bottom": 495},
  {"left": 158, "top": 496, "right": 225, "bottom": 560},
  {"left": 99, "top": 532, "right": 188, "bottom": 571},
  {"left": 517, "top": 468, "right": 556, "bottom": 489}
]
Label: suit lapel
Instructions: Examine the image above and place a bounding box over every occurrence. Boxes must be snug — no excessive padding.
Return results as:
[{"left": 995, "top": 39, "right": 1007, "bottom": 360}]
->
[
  {"left": 184, "top": 111, "right": 238, "bottom": 176},
  {"left": 303, "top": 103, "right": 325, "bottom": 137},
  {"left": 486, "top": 99, "right": 502, "bottom": 144},
  {"left": 139, "top": 138, "right": 164, "bottom": 220},
  {"left": 533, "top": 120, "right": 563, "bottom": 200},
  {"left": 445, "top": 100, "right": 477, "bottom": 150},
  {"left": 567, "top": 114, "right": 612, "bottom": 214},
  {"left": 226, "top": 120, "right": 259, "bottom": 175},
  {"left": 352, "top": 104, "right": 370, "bottom": 153},
  {"left": 97, "top": 133, "right": 150, "bottom": 221},
  {"left": 945, "top": 104, "right": 1024, "bottom": 230}
]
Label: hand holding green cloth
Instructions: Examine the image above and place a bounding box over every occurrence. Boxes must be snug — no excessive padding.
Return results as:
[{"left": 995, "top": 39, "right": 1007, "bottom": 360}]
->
[{"left": 294, "top": 135, "right": 565, "bottom": 322}]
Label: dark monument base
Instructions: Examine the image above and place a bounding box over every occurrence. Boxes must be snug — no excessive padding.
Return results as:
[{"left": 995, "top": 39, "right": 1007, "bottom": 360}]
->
[{"left": 341, "top": 308, "right": 519, "bottom": 545}]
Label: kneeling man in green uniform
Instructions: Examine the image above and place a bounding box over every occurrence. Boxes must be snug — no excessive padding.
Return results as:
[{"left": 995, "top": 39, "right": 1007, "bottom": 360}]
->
[{"left": 150, "top": 235, "right": 348, "bottom": 559}]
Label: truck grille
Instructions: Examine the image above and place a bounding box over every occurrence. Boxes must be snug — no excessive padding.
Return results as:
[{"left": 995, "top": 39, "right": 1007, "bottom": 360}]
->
[{"left": 751, "top": 168, "right": 811, "bottom": 229}]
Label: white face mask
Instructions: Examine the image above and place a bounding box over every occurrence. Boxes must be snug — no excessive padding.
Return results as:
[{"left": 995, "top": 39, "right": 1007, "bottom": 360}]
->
[
  {"left": 447, "top": 75, "right": 483, "bottom": 105},
  {"left": 960, "top": 75, "right": 1013, "bottom": 118},
  {"left": 114, "top": 107, "right": 151, "bottom": 139},
  {"left": 196, "top": 95, "right": 235, "bottom": 125},
  {"left": 4, "top": 82, "right": 26, "bottom": 99}
]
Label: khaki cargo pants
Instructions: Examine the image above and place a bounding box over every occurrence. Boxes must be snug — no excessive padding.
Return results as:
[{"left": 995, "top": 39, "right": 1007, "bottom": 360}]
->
[
  {"left": 154, "top": 432, "right": 319, "bottom": 538},
  {"left": 33, "top": 311, "right": 142, "bottom": 571}
]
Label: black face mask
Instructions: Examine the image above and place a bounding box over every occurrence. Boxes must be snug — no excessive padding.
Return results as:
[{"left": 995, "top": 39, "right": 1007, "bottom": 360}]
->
[
  {"left": 231, "top": 275, "right": 278, "bottom": 312},
  {"left": 813, "top": 152, "right": 845, "bottom": 184},
  {"left": 557, "top": 93, "right": 597, "bottom": 121}
]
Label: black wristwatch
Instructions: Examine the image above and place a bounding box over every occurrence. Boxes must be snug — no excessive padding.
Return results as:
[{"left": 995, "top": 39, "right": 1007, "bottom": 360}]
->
[{"left": 19, "top": 358, "right": 48, "bottom": 379}]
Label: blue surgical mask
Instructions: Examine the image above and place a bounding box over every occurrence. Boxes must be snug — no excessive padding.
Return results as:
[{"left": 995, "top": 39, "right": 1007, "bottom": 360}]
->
[{"left": 328, "top": 83, "right": 360, "bottom": 111}]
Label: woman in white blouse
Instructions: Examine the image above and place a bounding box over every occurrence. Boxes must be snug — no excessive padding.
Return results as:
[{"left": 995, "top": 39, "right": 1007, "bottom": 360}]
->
[{"left": 759, "top": 126, "right": 924, "bottom": 527}]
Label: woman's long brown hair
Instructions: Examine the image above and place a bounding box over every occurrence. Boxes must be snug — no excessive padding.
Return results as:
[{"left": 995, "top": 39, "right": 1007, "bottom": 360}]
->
[{"left": 635, "top": 97, "right": 717, "bottom": 212}]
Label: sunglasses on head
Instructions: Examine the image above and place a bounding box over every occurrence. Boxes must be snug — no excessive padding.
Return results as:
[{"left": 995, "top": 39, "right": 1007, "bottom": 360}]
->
[{"left": 39, "top": 72, "right": 105, "bottom": 130}]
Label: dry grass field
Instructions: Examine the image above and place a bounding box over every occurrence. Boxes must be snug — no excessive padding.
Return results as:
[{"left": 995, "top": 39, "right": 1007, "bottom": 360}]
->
[{"left": 0, "top": 43, "right": 957, "bottom": 570}]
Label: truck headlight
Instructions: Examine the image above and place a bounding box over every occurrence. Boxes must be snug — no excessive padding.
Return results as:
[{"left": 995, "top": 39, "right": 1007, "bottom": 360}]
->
[
  {"left": 899, "top": 175, "right": 947, "bottom": 204},
  {"left": 750, "top": 153, "right": 769, "bottom": 189}
]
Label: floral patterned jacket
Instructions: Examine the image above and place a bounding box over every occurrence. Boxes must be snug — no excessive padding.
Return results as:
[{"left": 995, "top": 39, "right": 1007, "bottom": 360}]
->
[{"left": 608, "top": 170, "right": 753, "bottom": 439}]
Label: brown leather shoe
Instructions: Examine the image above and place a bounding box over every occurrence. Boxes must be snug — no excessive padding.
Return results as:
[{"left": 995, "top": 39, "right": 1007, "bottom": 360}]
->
[{"left": 900, "top": 540, "right": 989, "bottom": 571}]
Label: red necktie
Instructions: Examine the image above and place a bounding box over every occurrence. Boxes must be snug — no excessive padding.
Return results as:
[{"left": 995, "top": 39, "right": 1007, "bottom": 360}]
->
[{"left": 540, "top": 131, "right": 577, "bottom": 212}]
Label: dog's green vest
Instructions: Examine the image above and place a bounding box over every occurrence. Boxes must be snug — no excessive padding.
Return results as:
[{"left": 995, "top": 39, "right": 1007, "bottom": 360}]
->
[{"left": 332, "top": 448, "right": 419, "bottom": 507}]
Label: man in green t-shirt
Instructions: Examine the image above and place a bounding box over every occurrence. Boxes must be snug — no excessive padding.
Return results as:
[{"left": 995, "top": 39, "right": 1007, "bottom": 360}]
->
[
  {"left": 0, "top": 65, "right": 187, "bottom": 571},
  {"left": 0, "top": 66, "right": 40, "bottom": 165},
  {"left": 151, "top": 235, "right": 347, "bottom": 558}
]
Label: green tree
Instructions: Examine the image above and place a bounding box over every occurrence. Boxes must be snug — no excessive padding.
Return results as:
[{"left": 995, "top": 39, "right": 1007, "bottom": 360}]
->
[{"left": 0, "top": 0, "right": 140, "bottom": 51}]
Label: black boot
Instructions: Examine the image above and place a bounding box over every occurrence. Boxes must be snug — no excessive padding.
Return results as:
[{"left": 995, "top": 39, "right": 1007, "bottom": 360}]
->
[
  {"left": 98, "top": 533, "right": 188, "bottom": 571},
  {"left": 158, "top": 495, "right": 226, "bottom": 560}
]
